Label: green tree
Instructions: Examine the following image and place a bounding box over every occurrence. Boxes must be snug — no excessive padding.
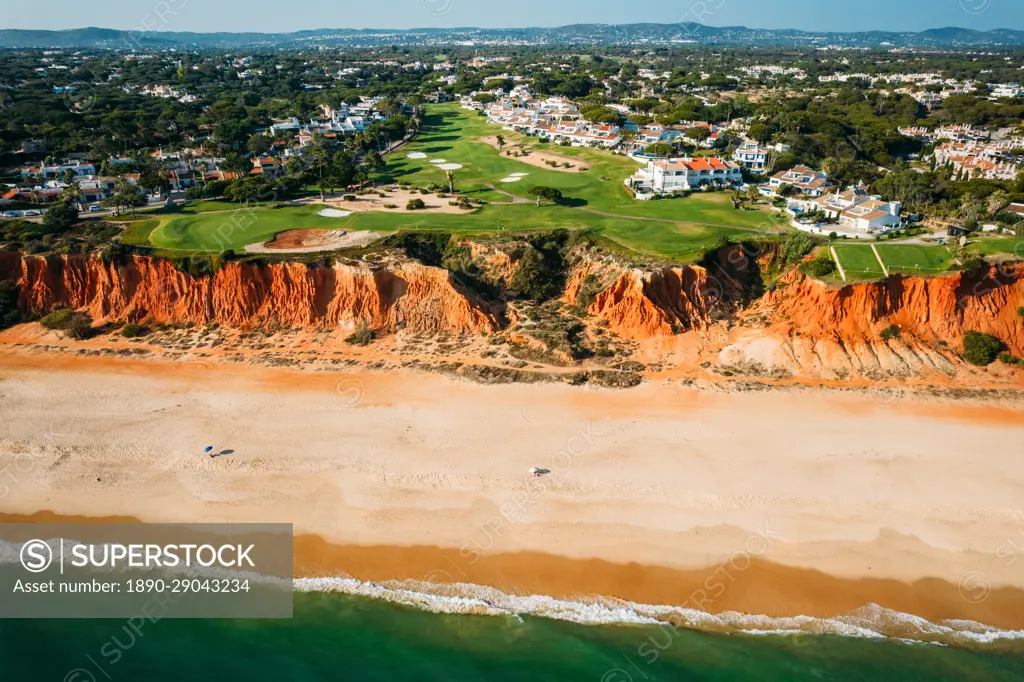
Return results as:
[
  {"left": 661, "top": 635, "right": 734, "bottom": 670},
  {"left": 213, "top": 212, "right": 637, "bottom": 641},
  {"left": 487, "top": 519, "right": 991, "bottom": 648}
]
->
[
  {"left": 643, "top": 142, "right": 676, "bottom": 157},
  {"left": 527, "top": 186, "right": 564, "bottom": 206},
  {"left": 685, "top": 126, "right": 711, "bottom": 143},
  {"left": 42, "top": 201, "right": 78, "bottom": 232},
  {"left": 248, "top": 133, "right": 273, "bottom": 157}
]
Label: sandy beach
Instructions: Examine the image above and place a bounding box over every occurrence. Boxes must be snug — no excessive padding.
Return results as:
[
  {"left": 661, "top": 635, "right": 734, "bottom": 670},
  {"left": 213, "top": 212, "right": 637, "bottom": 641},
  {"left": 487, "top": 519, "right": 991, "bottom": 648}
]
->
[{"left": 1, "top": 352, "right": 1023, "bottom": 629}]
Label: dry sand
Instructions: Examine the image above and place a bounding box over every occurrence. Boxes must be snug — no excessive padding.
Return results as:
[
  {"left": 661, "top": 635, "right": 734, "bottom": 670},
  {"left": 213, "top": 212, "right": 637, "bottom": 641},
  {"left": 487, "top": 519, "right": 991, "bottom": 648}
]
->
[
  {"left": 1, "top": 355, "right": 1023, "bottom": 627},
  {"left": 480, "top": 136, "right": 591, "bottom": 171},
  {"left": 297, "top": 188, "right": 473, "bottom": 215},
  {"left": 245, "top": 229, "right": 385, "bottom": 253}
]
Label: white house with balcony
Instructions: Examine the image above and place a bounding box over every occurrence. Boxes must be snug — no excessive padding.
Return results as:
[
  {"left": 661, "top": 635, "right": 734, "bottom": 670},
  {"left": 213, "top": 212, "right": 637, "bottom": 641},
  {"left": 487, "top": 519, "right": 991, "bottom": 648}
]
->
[
  {"left": 627, "top": 157, "right": 742, "bottom": 198},
  {"left": 732, "top": 140, "right": 790, "bottom": 172}
]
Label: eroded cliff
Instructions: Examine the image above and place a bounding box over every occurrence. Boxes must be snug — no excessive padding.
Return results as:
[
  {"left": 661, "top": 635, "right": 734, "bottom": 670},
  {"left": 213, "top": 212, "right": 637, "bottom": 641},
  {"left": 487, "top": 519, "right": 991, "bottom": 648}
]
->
[{"left": 0, "top": 252, "right": 498, "bottom": 335}]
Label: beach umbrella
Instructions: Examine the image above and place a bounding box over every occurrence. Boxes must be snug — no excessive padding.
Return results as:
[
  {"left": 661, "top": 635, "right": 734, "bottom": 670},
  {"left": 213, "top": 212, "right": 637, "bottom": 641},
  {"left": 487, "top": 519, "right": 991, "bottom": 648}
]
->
[{"left": 204, "top": 446, "right": 214, "bottom": 453}]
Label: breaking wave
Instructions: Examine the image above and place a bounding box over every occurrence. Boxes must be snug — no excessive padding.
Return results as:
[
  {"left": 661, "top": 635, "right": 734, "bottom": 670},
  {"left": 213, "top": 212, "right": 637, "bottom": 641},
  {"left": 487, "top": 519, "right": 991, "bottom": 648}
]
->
[{"left": 295, "top": 577, "right": 1024, "bottom": 647}]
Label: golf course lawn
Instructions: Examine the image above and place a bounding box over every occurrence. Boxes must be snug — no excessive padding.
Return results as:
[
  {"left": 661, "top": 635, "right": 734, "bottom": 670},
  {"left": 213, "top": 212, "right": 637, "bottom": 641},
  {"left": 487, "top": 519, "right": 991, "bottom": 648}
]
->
[
  {"left": 833, "top": 245, "right": 885, "bottom": 280},
  {"left": 875, "top": 244, "right": 952, "bottom": 274},
  {"left": 968, "top": 237, "right": 1024, "bottom": 258},
  {"left": 148, "top": 103, "right": 786, "bottom": 259}
]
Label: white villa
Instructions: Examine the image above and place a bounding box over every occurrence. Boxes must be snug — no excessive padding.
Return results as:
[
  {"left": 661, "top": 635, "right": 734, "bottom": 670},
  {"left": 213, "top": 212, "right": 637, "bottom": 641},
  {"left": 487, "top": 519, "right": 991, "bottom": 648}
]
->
[
  {"left": 795, "top": 186, "right": 903, "bottom": 234},
  {"left": 627, "top": 156, "right": 742, "bottom": 198},
  {"left": 732, "top": 140, "right": 790, "bottom": 172},
  {"left": 761, "top": 165, "right": 832, "bottom": 197}
]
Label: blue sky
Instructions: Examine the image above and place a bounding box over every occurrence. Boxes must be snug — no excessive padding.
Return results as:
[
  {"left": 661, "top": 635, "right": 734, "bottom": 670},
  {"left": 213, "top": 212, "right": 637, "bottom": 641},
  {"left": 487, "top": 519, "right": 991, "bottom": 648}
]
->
[{"left": 6, "top": 0, "right": 1022, "bottom": 33}]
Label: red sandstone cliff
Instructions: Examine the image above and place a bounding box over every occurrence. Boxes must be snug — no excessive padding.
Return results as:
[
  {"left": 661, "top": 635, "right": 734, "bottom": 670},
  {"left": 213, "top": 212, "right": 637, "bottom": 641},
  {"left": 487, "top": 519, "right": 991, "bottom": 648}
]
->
[
  {"left": 721, "top": 264, "right": 1024, "bottom": 377},
  {"left": 0, "top": 253, "right": 498, "bottom": 335}
]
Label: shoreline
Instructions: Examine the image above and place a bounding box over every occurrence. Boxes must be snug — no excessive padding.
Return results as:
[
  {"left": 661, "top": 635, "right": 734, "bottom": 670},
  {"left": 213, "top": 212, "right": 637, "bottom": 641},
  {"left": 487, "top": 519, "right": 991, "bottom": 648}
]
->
[
  {"left": 4, "top": 511, "right": 1024, "bottom": 637},
  {"left": 1, "top": 354, "right": 1023, "bottom": 637}
]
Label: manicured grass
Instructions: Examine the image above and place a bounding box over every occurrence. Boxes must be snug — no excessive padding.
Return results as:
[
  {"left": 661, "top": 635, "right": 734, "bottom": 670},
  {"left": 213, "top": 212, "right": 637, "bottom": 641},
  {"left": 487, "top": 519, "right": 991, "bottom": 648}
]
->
[
  {"left": 833, "top": 245, "right": 885, "bottom": 280},
  {"left": 121, "top": 219, "right": 160, "bottom": 246},
  {"left": 875, "top": 244, "right": 953, "bottom": 274},
  {"left": 969, "top": 237, "right": 1024, "bottom": 258},
  {"left": 148, "top": 103, "right": 786, "bottom": 259}
]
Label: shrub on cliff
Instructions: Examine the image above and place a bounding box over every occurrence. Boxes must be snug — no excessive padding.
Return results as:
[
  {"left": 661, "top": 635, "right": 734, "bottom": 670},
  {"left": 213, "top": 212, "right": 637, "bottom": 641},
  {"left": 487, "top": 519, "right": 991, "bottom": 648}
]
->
[
  {"left": 798, "top": 256, "right": 835, "bottom": 277},
  {"left": 64, "top": 313, "right": 94, "bottom": 340},
  {"left": 121, "top": 323, "right": 145, "bottom": 338},
  {"left": 780, "top": 233, "right": 814, "bottom": 267},
  {"left": 962, "top": 330, "right": 1002, "bottom": 366},
  {"left": 999, "top": 353, "right": 1023, "bottom": 367},
  {"left": 40, "top": 308, "right": 74, "bottom": 330},
  {"left": 345, "top": 325, "right": 376, "bottom": 346},
  {"left": 0, "top": 281, "right": 21, "bottom": 330},
  {"left": 879, "top": 324, "right": 901, "bottom": 341}
]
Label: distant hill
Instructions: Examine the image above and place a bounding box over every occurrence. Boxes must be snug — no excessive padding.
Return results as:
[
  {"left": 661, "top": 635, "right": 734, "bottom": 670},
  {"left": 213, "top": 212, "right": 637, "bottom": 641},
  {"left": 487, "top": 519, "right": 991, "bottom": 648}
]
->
[{"left": 1, "top": 23, "right": 1023, "bottom": 49}]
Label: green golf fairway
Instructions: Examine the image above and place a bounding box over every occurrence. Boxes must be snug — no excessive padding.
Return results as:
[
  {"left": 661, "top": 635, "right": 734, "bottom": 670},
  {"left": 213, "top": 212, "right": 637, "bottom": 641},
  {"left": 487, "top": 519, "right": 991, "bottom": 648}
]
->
[{"left": 148, "top": 103, "right": 785, "bottom": 259}]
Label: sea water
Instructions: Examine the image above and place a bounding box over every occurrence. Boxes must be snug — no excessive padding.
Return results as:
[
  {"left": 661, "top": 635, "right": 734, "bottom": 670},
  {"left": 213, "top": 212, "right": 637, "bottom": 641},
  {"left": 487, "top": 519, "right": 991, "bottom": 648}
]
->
[{"left": 4, "top": 590, "right": 1024, "bottom": 681}]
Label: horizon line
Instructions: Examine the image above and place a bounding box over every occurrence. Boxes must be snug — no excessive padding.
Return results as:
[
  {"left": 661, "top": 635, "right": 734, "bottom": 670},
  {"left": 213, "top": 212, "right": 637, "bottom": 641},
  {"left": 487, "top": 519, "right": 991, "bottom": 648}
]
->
[{"left": 4, "top": 22, "right": 1023, "bottom": 36}]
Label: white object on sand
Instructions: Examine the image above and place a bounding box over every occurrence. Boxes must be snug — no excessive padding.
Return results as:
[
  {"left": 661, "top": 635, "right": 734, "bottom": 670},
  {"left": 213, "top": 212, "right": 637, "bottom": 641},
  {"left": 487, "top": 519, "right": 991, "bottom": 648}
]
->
[
  {"left": 437, "top": 163, "right": 463, "bottom": 171},
  {"left": 406, "top": 152, "right": 427, "bottom": 159},
  {"left": 317, "top": 208, "right": 353, "bottom": 218},
  {"left": 499, "top": 177, "right": 522, "bottom": 183}
]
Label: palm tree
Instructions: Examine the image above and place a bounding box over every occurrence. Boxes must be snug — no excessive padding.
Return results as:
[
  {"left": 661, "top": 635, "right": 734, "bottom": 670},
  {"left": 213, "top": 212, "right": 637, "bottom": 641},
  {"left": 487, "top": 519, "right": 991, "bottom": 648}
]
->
[
  {"left": 445, "top": 170, "right": 455, "bottom": 195},
  {"left": 61, "top": 184, "right": 83, "bottom": 212},
  {"left": 987, "top": 189, "right": 1009, "bottom": 217},
  {"left": 496, "top": 134, "right": 505, "bottom": 149}
]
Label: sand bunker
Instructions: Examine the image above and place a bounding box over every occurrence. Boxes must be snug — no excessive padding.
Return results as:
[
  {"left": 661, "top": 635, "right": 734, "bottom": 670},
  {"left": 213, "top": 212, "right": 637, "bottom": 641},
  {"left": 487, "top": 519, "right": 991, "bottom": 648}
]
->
[
  {"left": 406, "top": 152, "right": 427, "bottom": 159},
  {"left": 429, "top": 159, "right": 447, "bottom": 164},
  {"left": 500, "top": 177, "right": 522, "bottom": 183},
  {"left": 510, "top": 173, "right": 529, "bottom": 177},
  {"left": 317, "top": 208, "right": 353, "bottom": 218},
  {"left": 246, "top": 229, "right": 384, "bottom": 254},
  {"left": 437, "top": 163, "right": 463, "bottom": 171}
]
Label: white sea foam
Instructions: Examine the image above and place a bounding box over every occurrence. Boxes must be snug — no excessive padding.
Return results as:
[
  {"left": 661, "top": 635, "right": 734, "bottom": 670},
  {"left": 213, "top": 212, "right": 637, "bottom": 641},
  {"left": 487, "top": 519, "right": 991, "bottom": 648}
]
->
[{"left": 294, "top": 576, "right": 1024, "bottom": 646}]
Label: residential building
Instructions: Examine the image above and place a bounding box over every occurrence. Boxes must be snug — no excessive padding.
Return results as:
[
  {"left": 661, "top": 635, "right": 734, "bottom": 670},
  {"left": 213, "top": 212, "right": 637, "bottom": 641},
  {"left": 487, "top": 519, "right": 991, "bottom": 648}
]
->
[
  {"left": 762, "top": 165, "right": 832, "bottom": 197},
  {"left": 804, "top": 186, "right": 903, "bottom": 233},
  {"left": 992, "top": 83, "right": 1024, "bottom": 99},
  {"left": 627, "top": 157, "right": 743, "bottom": 197},
  {"left": 732, "top": 140, "right": 790, "bottom": 173}
]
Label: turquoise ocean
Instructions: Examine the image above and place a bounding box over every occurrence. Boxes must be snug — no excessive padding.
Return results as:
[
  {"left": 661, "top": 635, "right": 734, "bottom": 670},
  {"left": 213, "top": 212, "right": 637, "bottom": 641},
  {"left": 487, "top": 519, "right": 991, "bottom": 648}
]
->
[{"left": 4, "top": 588, "right": 1024, "bottom": 682}]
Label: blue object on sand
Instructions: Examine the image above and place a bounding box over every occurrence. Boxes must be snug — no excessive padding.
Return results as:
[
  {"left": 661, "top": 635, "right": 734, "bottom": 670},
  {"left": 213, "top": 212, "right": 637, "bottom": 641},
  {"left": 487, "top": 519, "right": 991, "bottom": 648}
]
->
[{"left": 204, "top": 446, "right": 214, "bottom": 453}]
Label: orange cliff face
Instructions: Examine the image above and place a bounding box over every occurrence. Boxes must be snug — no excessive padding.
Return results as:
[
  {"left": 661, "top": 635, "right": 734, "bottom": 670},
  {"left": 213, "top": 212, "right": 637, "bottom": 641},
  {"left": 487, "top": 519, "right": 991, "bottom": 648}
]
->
[
  {"left": 722, "top": 264, "right": 1024, "bottom": 378},
  {"left": 0, "top": 252, "right": 499, "bottom": 335},
  {"left": 563, "top": 247, "right": 761, "bottom": 342}
]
